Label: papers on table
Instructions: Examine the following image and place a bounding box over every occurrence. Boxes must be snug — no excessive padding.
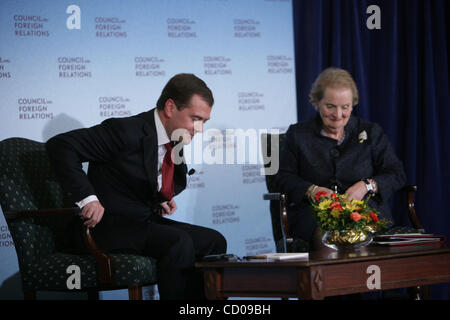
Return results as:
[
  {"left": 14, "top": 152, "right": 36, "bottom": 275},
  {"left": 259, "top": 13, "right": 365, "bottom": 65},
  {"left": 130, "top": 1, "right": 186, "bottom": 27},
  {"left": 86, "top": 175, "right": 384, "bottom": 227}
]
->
[
  {"left": 373, "top": 234, "right": 446, "bottom": 246},
  {"left": 244, "top": 252, "right": 309, "bottom": 260}
]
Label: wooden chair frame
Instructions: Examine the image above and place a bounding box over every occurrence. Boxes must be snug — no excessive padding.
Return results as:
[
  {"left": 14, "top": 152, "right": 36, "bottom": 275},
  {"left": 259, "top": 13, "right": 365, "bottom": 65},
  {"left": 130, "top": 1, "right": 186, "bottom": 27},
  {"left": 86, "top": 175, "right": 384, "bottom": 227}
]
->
[{"left": 4, "top": 208, "right": 147, "bottom": 300}]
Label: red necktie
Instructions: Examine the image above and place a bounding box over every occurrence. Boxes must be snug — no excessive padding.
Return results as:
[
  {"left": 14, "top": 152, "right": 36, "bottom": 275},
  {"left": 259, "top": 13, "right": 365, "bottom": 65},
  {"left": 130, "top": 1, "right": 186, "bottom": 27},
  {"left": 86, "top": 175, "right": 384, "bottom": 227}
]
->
[{"left": 159, "top": 142, "right": 174, "bottom": 201}]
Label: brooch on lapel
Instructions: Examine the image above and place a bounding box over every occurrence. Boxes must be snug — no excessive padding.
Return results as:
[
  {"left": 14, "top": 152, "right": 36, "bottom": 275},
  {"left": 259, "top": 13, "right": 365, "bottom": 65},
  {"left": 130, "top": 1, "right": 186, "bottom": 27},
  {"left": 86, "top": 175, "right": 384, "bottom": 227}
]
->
[{"left": 358, "top": 130, "right": 367, "bottom": 143}]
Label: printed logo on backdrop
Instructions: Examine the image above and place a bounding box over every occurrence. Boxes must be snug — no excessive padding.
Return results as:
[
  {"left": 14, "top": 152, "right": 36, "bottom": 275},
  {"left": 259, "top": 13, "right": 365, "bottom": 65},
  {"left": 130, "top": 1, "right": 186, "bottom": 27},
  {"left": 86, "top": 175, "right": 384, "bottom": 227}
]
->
[
  {"left": 58, "top": 57, "right": 92, "bottom": 78},
  {"left": 234, "top": 19, "right": 261, "bottom": 38},
  {"left": 18, "top": 98, "right": 53, "bottom": 120},
  {"left": 99, "top": 96, "right": 132, "bottom": 118},
  {"left": 167, "top": 18, "right": 197, "bottom": 38},
  {"left": 242, "top": 165, "right": 265, "bottom": 184},
  {"left": 238, "top": 92, "right": 265, "bottom": 111},
  {"left": 67, "top": 6, "right": 128, "bottom": 38},
  {"left": 267, "top": 55, "right": 293, "bottom": 74},
  {"left": 0, "top": 225, "right": 14, "bottom": 248},
  {"left": 135, "top": 57, "right": 166, "bottom": 77},
  {"left": 212, "top": 204, "right": 240, "bottom": 225},
  {"left": 95, "top": 17, "right": 127, "bottom": 38},
  {"left": 245, "top": 236, "right": 273, "bottom": 256},
  {"left": 186, "top": 169, "right": 205, "bottom": 189},
  {"left": 0, "top": 57, "right": 12, "bottom": 79},
  {"left": 203, "top": 56, "right": 232, "bottom": 76},
  {"left": 13, "top": 14, "right": 50, "bottom": 37}
]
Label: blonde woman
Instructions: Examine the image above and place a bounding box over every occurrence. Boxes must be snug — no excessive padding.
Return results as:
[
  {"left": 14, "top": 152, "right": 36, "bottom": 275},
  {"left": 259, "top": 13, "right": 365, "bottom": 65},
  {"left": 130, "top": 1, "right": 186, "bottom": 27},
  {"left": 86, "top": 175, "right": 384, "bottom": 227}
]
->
[{"left": 275, "top": 67, "right": 406, "bottom": 250}]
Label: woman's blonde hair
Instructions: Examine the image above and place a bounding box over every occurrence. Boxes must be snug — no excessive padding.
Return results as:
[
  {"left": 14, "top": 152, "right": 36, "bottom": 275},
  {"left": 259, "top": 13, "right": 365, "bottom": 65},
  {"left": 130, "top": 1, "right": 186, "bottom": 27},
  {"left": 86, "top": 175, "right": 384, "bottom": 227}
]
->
[{"left": 309, "top": 67, "right": 359, "bottom": 107}]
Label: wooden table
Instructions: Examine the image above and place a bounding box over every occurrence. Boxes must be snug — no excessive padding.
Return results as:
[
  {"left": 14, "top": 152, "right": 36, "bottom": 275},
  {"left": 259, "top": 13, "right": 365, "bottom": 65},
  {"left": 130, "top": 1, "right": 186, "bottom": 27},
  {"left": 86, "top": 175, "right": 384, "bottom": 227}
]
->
[{"left": 196, "top": 245, "right": 450, "bottom": 300}]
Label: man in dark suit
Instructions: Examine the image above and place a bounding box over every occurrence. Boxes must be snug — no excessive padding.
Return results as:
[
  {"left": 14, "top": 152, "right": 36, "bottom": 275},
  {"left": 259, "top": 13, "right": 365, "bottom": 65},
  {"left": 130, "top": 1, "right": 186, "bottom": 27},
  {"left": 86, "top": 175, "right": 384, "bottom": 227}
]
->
[{"left": 46, "top": 73, "right": 227, "bottom": 300}]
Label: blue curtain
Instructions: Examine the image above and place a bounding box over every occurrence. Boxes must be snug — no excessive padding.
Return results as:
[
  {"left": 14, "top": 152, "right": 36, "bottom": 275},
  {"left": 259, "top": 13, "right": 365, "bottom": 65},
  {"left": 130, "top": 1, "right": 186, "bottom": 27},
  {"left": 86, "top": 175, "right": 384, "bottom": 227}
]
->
[{"left": 293, "top": 0, "right": 449, "bottom": 299}]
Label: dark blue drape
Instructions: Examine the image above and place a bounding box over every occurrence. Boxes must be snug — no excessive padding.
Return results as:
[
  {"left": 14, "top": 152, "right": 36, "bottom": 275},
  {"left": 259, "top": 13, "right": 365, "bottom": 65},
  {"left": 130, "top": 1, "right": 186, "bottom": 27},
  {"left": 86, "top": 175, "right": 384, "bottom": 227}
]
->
[{"left": 293, "top": 0, "right": 449, "bottom": 299}]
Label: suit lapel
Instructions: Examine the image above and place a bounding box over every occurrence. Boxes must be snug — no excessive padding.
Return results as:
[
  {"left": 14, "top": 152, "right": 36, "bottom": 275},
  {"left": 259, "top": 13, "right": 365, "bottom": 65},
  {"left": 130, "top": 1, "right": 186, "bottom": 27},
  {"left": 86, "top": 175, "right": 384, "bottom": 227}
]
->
[
  {"left": 139, "top": 108, "right": 188, "bottom": 197},
  {"left": 139, "top": 110, "right": 159, "bottom": 194},
  {"left": 173, "top": 143, "right": 187, "bottom": 194},
  {"left": 143, "top": 135, "right": 158, "bottom": 194}
]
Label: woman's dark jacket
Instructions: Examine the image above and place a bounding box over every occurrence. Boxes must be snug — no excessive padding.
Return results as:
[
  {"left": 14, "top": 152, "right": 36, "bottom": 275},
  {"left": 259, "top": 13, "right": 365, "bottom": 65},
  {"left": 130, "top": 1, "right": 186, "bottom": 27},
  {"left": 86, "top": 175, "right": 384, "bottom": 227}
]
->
[{"left": 274, "top": 115, "right": 406, "bottom": 242}]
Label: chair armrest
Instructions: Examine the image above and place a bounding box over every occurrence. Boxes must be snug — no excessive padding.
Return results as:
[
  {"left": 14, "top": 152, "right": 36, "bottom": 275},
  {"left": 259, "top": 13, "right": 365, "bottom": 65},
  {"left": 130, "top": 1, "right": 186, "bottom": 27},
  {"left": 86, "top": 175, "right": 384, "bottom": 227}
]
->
[
  {"left": 263, "top": 192, "right": 282, "bottom": 201},
  {"left": 83, "top": 226, "right": 114, "bottom": 285},
  {"left": 263, "top": 193, "right": 292, "bottom": 252},
  {"left": 400, "top": 185, "right": 425, "bottom": 232},
  {"left": 4, "top": 208, "right": 114, "bottom": 285},
  {"left": 401, "top": 185, "right": 417, "bottom": 193},
  {"left": 4, "top": 207, "right": 81, "bottom": 220}
]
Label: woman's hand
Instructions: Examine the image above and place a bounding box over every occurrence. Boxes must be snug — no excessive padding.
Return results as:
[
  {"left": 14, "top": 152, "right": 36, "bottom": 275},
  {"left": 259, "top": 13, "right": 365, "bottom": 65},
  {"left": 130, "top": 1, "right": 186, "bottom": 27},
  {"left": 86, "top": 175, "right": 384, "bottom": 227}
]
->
[
  {"left": 345, "top": 181, "right": 367, "bottom": 201},
  {"left": 311, "top": 186, "right": 334, "bottom": 202}
]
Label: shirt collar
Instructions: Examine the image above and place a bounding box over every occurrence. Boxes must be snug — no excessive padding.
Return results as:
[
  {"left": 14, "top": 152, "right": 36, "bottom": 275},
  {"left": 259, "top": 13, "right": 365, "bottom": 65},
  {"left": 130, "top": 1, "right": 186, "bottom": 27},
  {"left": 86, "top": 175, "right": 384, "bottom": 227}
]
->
[
  {"left": 314, "top": 113, "right": 357, "bottom": 145},
  {"left": 154, "top": 109, "right": 170, "bottom": 146},
  {"left": 320, "top": 129, "right": 346, "bottom": 145}
]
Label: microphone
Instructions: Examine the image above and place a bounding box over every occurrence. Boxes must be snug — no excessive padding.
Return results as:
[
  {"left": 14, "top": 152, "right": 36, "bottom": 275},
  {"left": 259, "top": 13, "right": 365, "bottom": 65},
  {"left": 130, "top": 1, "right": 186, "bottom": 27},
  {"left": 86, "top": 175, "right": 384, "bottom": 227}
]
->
[{"left": 187, "top": 168, "right": 196, "bottom": 188}]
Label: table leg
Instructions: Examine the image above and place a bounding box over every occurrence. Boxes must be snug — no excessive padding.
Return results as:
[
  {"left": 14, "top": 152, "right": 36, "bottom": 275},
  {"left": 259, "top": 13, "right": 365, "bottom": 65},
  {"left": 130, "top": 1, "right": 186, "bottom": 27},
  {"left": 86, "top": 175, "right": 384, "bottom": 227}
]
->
[
  {"left": 203, "top": 268, "right": 226, "bottom": 300},
  {"left": 297, "top": 267, "right": 325, "bottom": 300}
]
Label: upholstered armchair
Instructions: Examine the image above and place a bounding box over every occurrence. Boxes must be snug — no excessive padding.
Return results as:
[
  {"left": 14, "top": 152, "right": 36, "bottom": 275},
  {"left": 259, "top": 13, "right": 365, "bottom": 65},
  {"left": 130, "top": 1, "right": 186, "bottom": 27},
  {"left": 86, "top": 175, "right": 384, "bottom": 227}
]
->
[{"left": 0, "top": 137, "right": 157, "bottom": 300}]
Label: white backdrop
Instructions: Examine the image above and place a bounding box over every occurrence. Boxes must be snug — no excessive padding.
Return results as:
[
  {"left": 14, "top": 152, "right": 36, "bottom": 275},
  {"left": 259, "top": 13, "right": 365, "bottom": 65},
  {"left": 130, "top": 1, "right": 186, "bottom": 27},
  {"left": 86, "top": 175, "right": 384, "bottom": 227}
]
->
[{"left": 0, "top": 0, "right": 297, "bottom": 299}]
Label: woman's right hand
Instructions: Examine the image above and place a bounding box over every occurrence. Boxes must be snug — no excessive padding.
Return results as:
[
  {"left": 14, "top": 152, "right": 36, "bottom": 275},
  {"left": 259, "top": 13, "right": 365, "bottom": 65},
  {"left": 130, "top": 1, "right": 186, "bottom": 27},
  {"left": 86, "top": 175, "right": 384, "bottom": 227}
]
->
[{"left": 311, "top": 186, "right": 334, "bottom": 202}]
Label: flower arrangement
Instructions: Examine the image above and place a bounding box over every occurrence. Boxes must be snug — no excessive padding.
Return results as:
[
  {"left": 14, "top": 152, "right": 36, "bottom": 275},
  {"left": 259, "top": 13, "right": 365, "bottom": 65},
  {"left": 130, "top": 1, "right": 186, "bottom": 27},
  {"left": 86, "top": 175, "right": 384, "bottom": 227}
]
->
[{"left": 311, "top": 192, "right": 390, "bottom": 246}]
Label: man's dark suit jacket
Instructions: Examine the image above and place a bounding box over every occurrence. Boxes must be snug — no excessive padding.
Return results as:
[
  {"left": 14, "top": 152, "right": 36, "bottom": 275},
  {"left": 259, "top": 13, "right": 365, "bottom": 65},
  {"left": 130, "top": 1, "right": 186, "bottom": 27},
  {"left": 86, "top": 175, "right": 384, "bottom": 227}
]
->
[
  {"left": 274, "top": 115, "right": 406, "bottom": 241},
  {"left": 46, "top": 109, "right": 187, "bottom": 251}
]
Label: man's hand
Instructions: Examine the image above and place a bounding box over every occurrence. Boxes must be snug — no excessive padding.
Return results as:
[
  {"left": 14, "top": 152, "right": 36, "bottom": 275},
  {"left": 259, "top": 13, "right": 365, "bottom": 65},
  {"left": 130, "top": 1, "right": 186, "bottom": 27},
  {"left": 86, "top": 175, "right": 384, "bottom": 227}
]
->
[
  {"left": 159, "top": 199, "right": 177, "bottom": 216},
  {"left": 345, "top": 181, "right": 367, "bottom": 201},
  {"left": 80, "top": 200, "right": 105, "bottom": 228}
]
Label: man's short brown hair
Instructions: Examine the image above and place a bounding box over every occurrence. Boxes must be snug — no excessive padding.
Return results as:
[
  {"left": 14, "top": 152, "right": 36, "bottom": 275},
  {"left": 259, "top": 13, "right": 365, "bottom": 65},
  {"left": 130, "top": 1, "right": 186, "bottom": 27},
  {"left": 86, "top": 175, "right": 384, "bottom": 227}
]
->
[{"left": 156, "top": 73, "right": 214, "bottom": 110}]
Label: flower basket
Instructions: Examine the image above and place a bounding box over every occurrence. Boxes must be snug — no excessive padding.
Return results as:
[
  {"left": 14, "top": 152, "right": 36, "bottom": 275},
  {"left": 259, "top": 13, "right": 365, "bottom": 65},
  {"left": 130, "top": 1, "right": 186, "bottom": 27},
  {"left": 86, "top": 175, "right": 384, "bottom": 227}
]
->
[{"left": 311, "top": 191, "right": 390, "bottom": 250}]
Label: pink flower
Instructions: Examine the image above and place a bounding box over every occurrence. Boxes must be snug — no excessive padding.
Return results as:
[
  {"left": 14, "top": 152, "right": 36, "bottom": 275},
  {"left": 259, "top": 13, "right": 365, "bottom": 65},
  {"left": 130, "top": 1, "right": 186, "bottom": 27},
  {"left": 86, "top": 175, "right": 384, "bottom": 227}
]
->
[{"left": 350, "top": 212, "right": 362, "bottom": 222}]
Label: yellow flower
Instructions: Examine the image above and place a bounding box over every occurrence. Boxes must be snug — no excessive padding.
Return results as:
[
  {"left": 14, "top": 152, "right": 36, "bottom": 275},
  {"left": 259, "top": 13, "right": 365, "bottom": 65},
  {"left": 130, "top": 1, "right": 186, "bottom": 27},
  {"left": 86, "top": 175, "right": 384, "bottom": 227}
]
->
[
  {"left": 345, "top": 200, "right": 363, "bottom": 211},
  {"left": 345, "top": 203, "right": 355, "bottom": 211},
  {"left": 318, "top": 199, "right": 332, "bottom": 211},
  {"left": 330, "top": 208, "right": 341, "bottom": 218},
  {"left": 351, "top": 200, "right": 364, "bottom": 206}
]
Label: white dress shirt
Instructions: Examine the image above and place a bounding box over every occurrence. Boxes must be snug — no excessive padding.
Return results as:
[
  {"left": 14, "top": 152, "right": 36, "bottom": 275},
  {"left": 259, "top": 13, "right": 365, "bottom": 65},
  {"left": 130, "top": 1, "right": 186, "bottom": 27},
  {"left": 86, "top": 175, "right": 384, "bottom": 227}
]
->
[{"left": 154, "top": 108, "right": 170, "bottom": 192}]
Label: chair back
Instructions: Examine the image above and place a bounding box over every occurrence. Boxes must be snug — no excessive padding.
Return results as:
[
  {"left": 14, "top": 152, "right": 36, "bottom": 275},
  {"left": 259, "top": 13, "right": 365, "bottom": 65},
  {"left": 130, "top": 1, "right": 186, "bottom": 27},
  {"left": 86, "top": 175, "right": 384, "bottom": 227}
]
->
[
  {"left": 0, "top": 138, "right": 73, "bottom": 269},
  {"left": 261, "top": 133, "right": 286, "bottom": 243}
]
